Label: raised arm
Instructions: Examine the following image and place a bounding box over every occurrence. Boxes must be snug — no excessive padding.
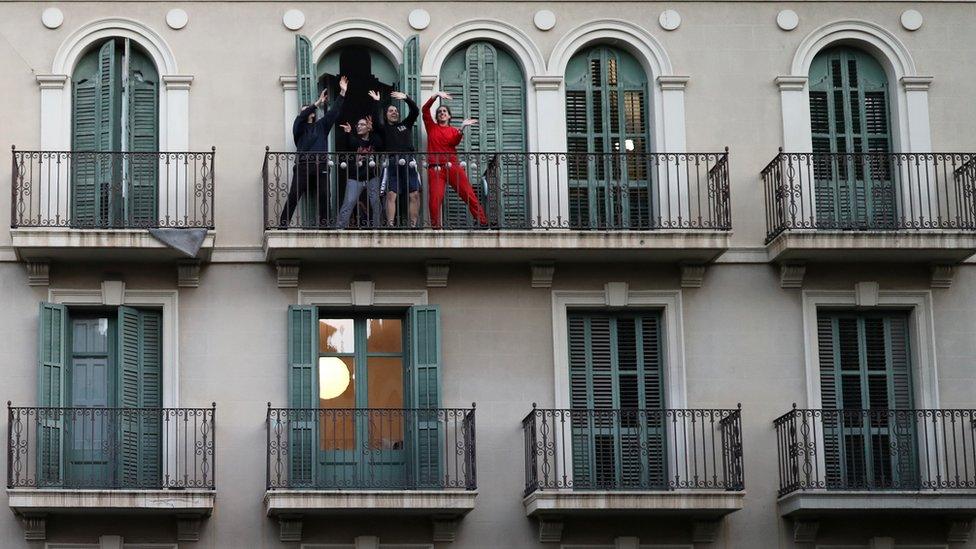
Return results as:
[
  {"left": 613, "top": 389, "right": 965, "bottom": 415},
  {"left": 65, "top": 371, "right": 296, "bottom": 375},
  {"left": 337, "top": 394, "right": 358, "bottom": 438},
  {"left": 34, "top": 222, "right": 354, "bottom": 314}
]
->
[
  {"left": 422, "top": 94, "right": 437, "bottom": 131},
  {"left": 319, "top": 76, "right": 348, "bottom": 130},
  {"left": 402, "top": 96, "right": 420, "bottom": 128}
]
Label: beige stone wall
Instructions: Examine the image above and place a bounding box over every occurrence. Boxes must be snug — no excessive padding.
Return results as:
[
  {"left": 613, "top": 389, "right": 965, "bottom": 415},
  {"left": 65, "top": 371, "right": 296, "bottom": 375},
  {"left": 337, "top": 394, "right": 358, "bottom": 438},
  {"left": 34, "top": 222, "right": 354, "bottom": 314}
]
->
[{"left": 0, "top": 2, "right": 975, "bottom": 547}]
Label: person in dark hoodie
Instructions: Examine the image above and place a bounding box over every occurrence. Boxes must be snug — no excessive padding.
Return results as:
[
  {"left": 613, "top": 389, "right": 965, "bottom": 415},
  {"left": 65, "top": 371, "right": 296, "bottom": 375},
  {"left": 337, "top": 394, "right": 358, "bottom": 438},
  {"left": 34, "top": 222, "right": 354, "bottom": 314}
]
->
[
  {"left": 336, "top": 116, "right": 383, "bottom": 228},
  {"left": 278, "top": 75, "right": 348, "bottom": 228},
  {"left": 368, "top": 90, "right": 421, "bottom": 227}
]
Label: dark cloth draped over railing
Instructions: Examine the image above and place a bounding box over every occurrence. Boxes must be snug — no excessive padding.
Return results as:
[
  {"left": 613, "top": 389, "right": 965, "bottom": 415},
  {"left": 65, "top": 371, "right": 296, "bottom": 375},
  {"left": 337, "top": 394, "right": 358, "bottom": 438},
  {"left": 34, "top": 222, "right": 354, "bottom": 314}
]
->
[
  {"left": 266, "top": 407, "right": 476, "bottom": 490},
  {"left": 774, "top": 408, "right": 976, "bottom": 496},
  {"left": 7, "top": 405, "right": 216, "bottom": 490},
  {"left": 263, "top": 150, "right": 731, "bottom": 230},
  {"left": 11, "top": 148, "right": 215, "bottom": 229},
  {"left": 761, "top": 151, "right": 976, "bottom": 243},
  {"left": 522, "top": 407, "right": 744, "bottom": 496}
]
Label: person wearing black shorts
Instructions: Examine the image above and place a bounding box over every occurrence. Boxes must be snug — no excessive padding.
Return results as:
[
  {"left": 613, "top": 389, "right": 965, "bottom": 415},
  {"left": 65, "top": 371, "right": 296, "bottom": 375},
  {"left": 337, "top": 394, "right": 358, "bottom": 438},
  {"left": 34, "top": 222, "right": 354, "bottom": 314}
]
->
[{"left": 370, "top": 90, "right": 421, "bottom": 227}]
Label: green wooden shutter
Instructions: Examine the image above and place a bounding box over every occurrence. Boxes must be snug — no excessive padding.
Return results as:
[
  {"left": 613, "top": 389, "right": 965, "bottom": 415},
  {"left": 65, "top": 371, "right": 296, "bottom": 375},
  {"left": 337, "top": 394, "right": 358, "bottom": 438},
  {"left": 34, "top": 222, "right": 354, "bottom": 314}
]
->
[
  {"left": 38, "top": 302, "right": 68, "bottom": 486},
  {"left": 117, "top": 307, "right": 162, "bottom": 487},
  {"left": 72, "top": 40, "right": 121, "bottom": 226},
  {"left": 287, "top": 305, "right": 318, "bottom": 487},
  {"left": 126, "top": 47, "right": 159, "bottom": 227},
  {"left": 568, "top": 312, "right": 664, "bottom": 489},
  {"left": 565, "top": 47, "right": 650, "bottom": 228},
  {"left": 809, "top": 48, "right": 894, "bottom": 227},
  {"left": 400, "top": 35, "right": 421, "bottom": 145},
  {"left": 296, "top": 35, "right": 316, "bottom": 108},
  {"left": 408, "top": 305, "right": 442, "bottom": 487}
]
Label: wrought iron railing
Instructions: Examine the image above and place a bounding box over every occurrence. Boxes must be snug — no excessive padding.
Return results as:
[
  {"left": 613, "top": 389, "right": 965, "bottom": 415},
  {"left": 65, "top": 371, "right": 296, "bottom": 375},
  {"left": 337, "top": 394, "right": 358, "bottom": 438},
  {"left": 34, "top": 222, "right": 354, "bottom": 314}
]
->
[
  {"left": 11, "top": 147, "right": 215, "bottom": 229},
  {"left": 774, "top": 407, "right": 976, "bottom": 496},
  {"left": 522, "top": 407, "right": 744, "bottom": 496},
  {"left": 266, "top": 406, "right": 476, "bottom": 490},
  {"left": 761, "top": 151, "right": 976, "bottom": 243},
  {"left": 6, "top": 405, "right": 216, "bottom": 489},
  {"left": 263, "top": 150, "right": 731, "bottom": 230}
]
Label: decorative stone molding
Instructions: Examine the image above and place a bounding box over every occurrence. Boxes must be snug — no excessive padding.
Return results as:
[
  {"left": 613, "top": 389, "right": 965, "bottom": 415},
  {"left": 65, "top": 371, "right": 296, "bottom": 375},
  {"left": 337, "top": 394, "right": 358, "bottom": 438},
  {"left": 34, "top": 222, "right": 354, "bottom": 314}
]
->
[
  {"left": 931, "top": 263, "right": 956, "bottom": 289},
  {"left": 658, "top": 9, "right": 681, "bottom": 31},
  {"left": 431, "top": 515, "right": 462, "bottom": 542},
  {"left": 350, "top": 279, "right": 375, "bottom": 306},
  {"left": 775, "top": 75, "right": 808, "bottom": 91},
  {"left": 276, "top": 259, "right": 300, "bottom": 288},
  {"left": 166, "top": 9, "right": 189, "bottom": 30},
  {"left": 162, "top": 75, "right": 194, "bottom": 91},
  {"left": 408, "top": 9, "right": 431, "bottom": 30},
  {"left": 282, "top": 9, "right": 305, "bottom": 31},
  {"left": 614, "top": 536, "right": 639, "bottom": 549},
  {"left": 279, "top": 75, "right": 298, "bottom": 91},
  {"left": 776, "top": 10, "right": 799, "bottom": 31},
  {"left": 854, "top": 281, "right": 880, "bottom": 306},
  {"left": 426, "top": 259, "right": 450, "bottom": 288},
  {"left": 947, "top": 518, "right": 974, "bottom": 543},
  {"left": 533, "top": 10, "right": 556, "bottom": 31},
  {"left": 21, "top": 514, "right": 46, "bottom": 541},
  {"left": 780, "top": 263, "right": 806, "bottom": 288},
  {"left": 101, "top": 280, "right": 126, "bottom": 305},
  {"left": 680, "top": 264, "right": 706, "bottom": 288},
  {"left": 25, "top": 259, "right": 50, "bottom": 286},
  {"left": 176, "top": 515, "right": 202, "bottom": 541},
  {"left": 530, "top": 75, "right": 563, "bottom": 91},
  {"left": 692, "top": 520, "right": 721, "bottom": 543},
  {"left": 901, "top": 75, "right": 933, "bottom": 92},
  {"left": 36, "top": 74, "right": 68, "bottom": 89},
  {"left": 420, "top": 74, "right": 438, "bottom": 91},
  {"left": 793, "top": 519, "right": 819, "bottom": 543},
  {"left": 277, "top": 515, "right": 303, "bottom": 542},
  {"left": 178, "top": 259, "right": 202, "bottom": 288},
  {"left": 900, "top": 9, "right": 923, "bottom": 31},
  {"left": 536, "top": 516, "right": 564, "bottom": 542},
  {"left": 604, "top": 282, "right": 629, "bottom": 306},
  {"left": 41, "top": 8, "right": 64, "bottom": 29},
  {"left": 530, "top": 260, "right": 555, "bottom": 288},
  {"left": 657, "top": 75, "right": 689, "bottom": 91}
]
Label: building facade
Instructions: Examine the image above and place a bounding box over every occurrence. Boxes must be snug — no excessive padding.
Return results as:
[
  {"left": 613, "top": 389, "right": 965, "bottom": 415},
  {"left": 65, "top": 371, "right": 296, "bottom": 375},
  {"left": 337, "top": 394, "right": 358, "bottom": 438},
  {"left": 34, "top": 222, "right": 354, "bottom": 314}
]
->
[{"left": 2, "top": 1, "right": 976, "bottom": 548}]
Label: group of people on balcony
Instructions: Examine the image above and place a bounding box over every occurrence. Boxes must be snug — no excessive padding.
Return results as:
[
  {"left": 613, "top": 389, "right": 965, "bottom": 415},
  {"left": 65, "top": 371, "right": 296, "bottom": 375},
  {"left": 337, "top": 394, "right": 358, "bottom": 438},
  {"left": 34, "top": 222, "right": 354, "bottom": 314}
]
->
[{"left": 278, "top": 75, "right": 489, "bottom": 230}]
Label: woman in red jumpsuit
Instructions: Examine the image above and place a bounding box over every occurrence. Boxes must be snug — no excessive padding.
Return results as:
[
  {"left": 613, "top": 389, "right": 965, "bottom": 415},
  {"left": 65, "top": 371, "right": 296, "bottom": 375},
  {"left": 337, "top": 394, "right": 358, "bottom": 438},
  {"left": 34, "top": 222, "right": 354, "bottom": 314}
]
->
[{"left": 422, "top": 91, "right": 488, "bottom": 228}]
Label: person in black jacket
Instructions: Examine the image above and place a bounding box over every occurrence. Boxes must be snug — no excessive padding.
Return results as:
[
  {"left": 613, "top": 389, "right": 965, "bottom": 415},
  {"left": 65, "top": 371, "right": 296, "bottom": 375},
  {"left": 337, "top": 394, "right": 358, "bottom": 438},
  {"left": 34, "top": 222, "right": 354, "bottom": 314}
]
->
[
  {"left": 369, "top": 90, "right": 421, "bottom": 227},
  {"left": 278, "top": 75, "right": 348, "bottom": 228},
  {"left": 336, "top": 116, "right": 384, "bottom": 228}
]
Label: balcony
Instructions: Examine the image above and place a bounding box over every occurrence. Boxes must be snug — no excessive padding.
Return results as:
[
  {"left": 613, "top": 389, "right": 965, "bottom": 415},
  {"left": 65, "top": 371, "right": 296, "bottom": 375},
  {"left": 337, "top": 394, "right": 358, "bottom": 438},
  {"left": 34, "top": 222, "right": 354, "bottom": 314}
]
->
[
  {"left": 761, "top": 152, "right": 976, "bottom": 283},
  {"left": 262, "top": 151, "right": 731, "bottom": 279},
  {"left": 774, "top": 408, "right": 976, "bottom": 543},
  {"left": 10, "top": 148, "right": 216, "bottom": 283},
  {"left": 264, "top": 406, "right": 477, "bottom": 542},
  {"left": 521, "top": 407, "right": 745, "bottom": 543},
  {"left": 6, "top": 405, "right": 216, "bottom": 541}
]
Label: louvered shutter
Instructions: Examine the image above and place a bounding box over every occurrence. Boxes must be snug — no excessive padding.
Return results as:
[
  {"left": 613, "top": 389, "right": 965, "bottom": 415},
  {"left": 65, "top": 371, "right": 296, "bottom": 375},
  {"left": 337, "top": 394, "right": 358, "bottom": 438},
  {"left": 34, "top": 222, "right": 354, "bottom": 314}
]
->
[
  {"left": 295, "top": 35, "right": 316, "bottom": 108},
  {"left": 498, "top": 54, "right": 528, "bottom": 227},
  {"left": 126, "top": 48, "right": 159, "bottom": 227},
  {"left": 816, "top": 315, "right": 843, "bottom": 487},
  {"left": 38, "top": 302, "right": 68, "bottom": 487},
  {"left": 400, "top": 35, "right": 421, "bottom": 145},
  {"left": 408, "top": 305, "right": 442, "bottom": 487},
  {"left": 287, "top": 305, "right": 318, "bottom": 487},
  {"left": 808, "top": 48, "right": 894, "bottom": 228},
  {"left": 568, "top": 312, "right": 664, "bottom": 489},
  {"left": 117, "top": 307, "right": 162, "bottom": 487}
]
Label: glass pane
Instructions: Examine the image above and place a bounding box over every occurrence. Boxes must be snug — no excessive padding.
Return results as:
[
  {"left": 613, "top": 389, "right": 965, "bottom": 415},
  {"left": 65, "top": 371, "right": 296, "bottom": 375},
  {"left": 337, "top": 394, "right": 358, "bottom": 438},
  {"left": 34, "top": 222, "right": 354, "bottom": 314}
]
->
[
  {"left": 366, "top": 318, "right": 402, "bottom": 353},
  {"left": 320, "top": 356, "right": 355, "bottom": 451},
  {"left": 319, "top": 318, "right": 354, "bottom": 353},
  {"left": 367, "top": 356, "right": 404, "bottom": 450}
]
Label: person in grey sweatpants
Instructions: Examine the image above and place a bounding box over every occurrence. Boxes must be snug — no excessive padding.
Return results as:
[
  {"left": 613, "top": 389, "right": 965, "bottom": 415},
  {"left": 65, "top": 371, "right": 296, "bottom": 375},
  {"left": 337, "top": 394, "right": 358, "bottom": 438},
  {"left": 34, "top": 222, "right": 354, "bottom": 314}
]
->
[{"left": 336, "top": 117, "right": 384, "bottom": 228}]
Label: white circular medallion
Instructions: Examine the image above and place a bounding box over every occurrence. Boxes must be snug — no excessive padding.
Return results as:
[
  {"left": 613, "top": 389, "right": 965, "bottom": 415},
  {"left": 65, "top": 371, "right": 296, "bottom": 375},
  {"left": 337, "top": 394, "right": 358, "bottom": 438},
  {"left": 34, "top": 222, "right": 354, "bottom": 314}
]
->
[
  {"left": 166, "top": 9, "right": 189, "bottom": 30},
  {"left": 901, "top": 9, "right": 923, "bottom": 31},
  {"left": 776, "top": 10, "right": 799, "bottom": 31},
  {"left": 534, "top": 10, "right": 556, "bottom": 31},
  {"left": 282, "top": 9, "right": 306, "bottom": 31},
  {"left": 41, "top": 7, "right": 63, "bottom": 29},
  {"left": 659, "top": 10, "right": 681, "bottom": 31},
  {"left": 408, "top": 9, "right": 430, "bottom": 30}
]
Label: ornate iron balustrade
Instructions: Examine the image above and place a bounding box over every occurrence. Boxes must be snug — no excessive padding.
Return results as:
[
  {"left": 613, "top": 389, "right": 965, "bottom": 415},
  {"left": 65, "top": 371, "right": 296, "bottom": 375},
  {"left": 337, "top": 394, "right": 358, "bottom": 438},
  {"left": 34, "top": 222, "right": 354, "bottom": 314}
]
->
[
  {"left": 522, "top": 407, "right": 744, "bottom": 496},
  {"left": 761, "top": 151, "right": 976, "bottom": 243},
  {"left": 11, "top": 147, "right": 215, "bottom": 229},
  {"left": 263, "top": 150, "right": 731, "bottom": 230},
  {"left": 6, "top": 405, "right": 216, "bottom": 490},
  {"left": 774, "top": 407, "right": 976, "bottom": 496},
  {"left": 266, "top": 406, "right": 476, "bottom": 490}
]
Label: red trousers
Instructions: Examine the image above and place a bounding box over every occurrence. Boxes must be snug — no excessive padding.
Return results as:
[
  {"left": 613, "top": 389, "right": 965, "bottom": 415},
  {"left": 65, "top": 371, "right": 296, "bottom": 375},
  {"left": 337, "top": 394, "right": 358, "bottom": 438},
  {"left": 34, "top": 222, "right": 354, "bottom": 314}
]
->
[{"left": 427, "top": 164, "right": 488, "bottom": 228}]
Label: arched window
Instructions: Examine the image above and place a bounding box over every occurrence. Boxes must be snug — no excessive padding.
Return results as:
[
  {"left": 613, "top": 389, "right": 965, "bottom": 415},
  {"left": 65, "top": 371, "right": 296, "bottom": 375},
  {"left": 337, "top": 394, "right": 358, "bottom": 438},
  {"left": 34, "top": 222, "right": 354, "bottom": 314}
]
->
[
  {"left": 71, "top": 38, "right": 159, "bottom": 227},
  {"left": 439, "top": 41, "right": 528, "bottom": 227},
  {"left": 565, "top": 46, "right": 650, "bottom": 228},
  {"left": 809, "top": 46, "right": 894, "bottom": 227}
]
